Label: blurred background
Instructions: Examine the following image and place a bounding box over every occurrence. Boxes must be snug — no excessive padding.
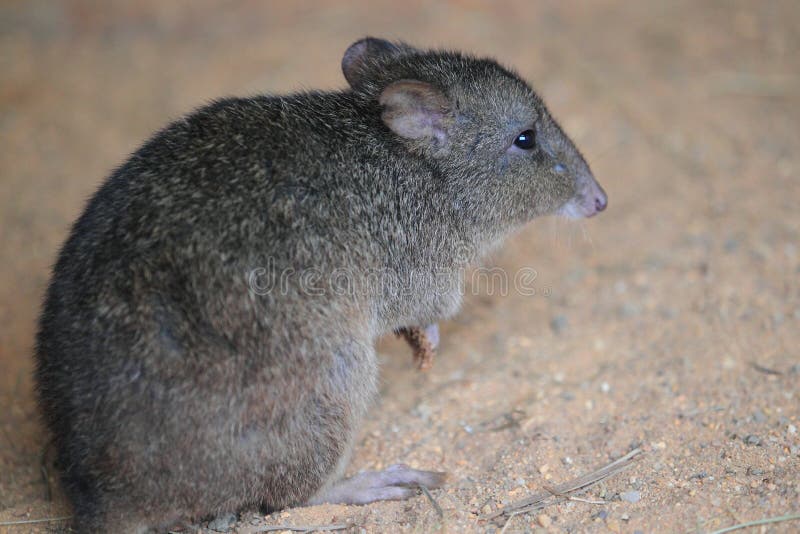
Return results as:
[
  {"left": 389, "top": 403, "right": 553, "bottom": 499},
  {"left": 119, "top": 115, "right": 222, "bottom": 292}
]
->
[{"left": 1, "top": 1, "right": 798, "bottom": 532}]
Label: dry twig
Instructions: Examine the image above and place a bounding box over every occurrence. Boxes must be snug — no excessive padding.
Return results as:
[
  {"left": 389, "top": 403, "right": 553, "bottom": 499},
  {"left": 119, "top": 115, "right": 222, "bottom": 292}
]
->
[
  {"left": 0, "top": 516, "right": 71, "bottom": 527},
  {"left": 240, "top": 523, "right": 351, "bottom": 533},
  {"left": 420, "top": 485, "right": 444, "bottom": 519},
  {"left": 483, "top": 448, "right": 642, "bottom": 523},
  {"left": 707, "top": 512, "right": 800, "bottom": 534}
]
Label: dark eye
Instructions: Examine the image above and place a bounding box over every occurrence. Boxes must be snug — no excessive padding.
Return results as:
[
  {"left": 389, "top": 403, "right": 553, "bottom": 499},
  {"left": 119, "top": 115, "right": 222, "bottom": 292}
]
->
[{"left": 513, "top": 129, "right": 536, "bottom": 150}]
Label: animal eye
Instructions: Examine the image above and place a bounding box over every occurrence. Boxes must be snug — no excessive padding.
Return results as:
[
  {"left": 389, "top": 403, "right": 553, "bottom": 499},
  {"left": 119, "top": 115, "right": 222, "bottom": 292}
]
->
[
  {"left": 513, "top": 129, "right": 536, "bottom": 150},
  {"left": 514, "top": 130, "right": 536, "bottom": 149}
]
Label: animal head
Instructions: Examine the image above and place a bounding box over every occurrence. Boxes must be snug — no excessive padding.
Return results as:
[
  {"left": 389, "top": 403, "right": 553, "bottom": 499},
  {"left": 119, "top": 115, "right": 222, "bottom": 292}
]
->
[{"left": 343, "top": 37, "right": 606, "bottom": 240}]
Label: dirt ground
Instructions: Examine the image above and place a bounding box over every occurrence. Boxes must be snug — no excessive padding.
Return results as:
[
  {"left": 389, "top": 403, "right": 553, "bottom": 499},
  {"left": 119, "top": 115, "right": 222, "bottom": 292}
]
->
[{"left": 1, "top": 1, "right": 798, "bottom": 532}]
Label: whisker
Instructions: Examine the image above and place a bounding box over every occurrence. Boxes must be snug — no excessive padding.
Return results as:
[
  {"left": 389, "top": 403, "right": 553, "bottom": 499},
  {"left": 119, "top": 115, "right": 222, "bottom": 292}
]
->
[{"left": 579, "top": 221, "right": 595, "bottom": 251}]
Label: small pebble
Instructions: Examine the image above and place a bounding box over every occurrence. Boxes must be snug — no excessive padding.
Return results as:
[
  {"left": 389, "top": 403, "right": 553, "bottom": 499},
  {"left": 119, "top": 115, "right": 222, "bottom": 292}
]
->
[
  {"left": 658, "top": 306, "right": 678, "bottom": 319},
  {"left": 538, "top": 463, "right": 550, "bottom": 474},
  {"left": 618, "top": 302, "right": 641, "bottom": 318},
  {"left": 208, "top": 512, "right": 237, "bottom": 533},
  {"left": 723, "top": 237, "right": 739, "bottom": 252},
  {"left": 788, "top": 424, "right": 797, "bottom": 435},
  {"left": 620, "top": 490, "right": 641, "bottom": 503},
  {"left": 560, "top": 390, "right": 575, "bottom": 401},
  {"left": 550, "top": 314, "right": 568, "bottom": 334},
  {"left": 752, "top": 410, "right": 767, "bottom": 423},
  {"left": 744, "top": 434, "right": 761, "bottom": 446},
  {"left": 537, "top": 514, "right": 552, "bottom": 528},
  {"left": 600, "top": 382, "right": 611, "bottom": 393}
]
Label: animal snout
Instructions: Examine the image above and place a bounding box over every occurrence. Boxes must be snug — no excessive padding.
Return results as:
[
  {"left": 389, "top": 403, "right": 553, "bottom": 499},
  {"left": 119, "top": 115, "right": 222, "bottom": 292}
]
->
[
  {"left": 590, "top": 181, "right": 608, "bottom": 216},
  {"left": 559, "top": 172, "right": 608, "bottom": 219},
  {"left": 581, "top": 181, "right": 607, "bottom": 218}
]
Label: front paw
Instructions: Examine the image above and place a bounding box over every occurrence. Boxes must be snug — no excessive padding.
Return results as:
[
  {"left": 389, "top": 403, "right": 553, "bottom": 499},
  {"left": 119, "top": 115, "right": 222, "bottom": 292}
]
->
[{"left": 396, "top": 323, "right": 439, "bottom": 370}]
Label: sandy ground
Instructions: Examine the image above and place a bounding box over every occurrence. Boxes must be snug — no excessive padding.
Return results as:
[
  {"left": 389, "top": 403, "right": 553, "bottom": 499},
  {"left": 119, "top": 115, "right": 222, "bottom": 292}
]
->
[{"left": 1, "top": 1, "right": 798, "bottom": 532}]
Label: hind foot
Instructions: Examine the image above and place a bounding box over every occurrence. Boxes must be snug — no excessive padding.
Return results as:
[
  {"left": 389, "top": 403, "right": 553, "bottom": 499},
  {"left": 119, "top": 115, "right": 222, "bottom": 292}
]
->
[{"left": 308, "top": 463, "right": 446, "bottom": 505}]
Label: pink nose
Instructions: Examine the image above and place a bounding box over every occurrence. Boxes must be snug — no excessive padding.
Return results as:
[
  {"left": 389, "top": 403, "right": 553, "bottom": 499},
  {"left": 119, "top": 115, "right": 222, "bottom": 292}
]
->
[
  {"left": 595, "top": 191, "right": 608, "bottom": 212},
  {"left": 584, "top": 180, "right": 607, "bottom": 217}
]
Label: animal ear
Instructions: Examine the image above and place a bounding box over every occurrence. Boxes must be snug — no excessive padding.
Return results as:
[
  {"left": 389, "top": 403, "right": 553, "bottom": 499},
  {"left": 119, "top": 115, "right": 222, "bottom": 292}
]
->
[
  {"left": 379, "top": 80, "right": 451, "bottom": 144},
  {"left": 342, "top": 37, "right": 406, "bottom": 87}
]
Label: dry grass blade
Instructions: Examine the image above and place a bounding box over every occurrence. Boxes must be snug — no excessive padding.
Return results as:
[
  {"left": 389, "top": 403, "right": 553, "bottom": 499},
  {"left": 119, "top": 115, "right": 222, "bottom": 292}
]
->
[
  {"left": 420, "top": 485, "right": 444, "bottom": 519},
  {"left": 707, "top": 512, "right": 800, "bottom": 534},
  {"left": 483, "top": 448, "right": 642, "bottom": 522},
  {"left": 240, "top": 523, "right": 351, "bottom": 533},
  {"left": 0, "top": 516, "right": 71, "bottom": 526},
  {"left": 542, "top": 485, "right": 606, "bottom": 505}
]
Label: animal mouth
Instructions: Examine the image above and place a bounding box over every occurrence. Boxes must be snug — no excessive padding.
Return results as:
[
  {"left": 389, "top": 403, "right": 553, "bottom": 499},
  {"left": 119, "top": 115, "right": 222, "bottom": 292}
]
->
[{"left": 558, "top": 187, "right": 608, "bottom": 219}]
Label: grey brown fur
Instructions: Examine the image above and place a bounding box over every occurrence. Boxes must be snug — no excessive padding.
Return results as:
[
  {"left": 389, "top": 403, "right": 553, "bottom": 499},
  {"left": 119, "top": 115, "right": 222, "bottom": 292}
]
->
[{"left": 35, "top": 38, "right": 606, "bottom": 533}]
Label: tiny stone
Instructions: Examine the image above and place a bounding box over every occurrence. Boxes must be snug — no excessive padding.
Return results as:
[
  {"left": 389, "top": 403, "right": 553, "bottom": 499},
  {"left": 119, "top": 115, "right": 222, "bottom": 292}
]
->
[
  {"left": 595, "top": 510, "right": 609, "bottom": 520},
  {"left": 618, "top": 302, "right": 641, "bottom": 318},
  {"left": 537, "top": 514, "right": 552, "bottom": 528},
  {"left": 208, "top": 512, "right": 237, "bottom": 533},
  {"left": 752, "top": 410, "right": 767, "bottom": 423},
  {"left": 620, "top": 490, "right": 641, "bottom": 503},
  {"left": 658, "top": 306, "right": 678, "bottom": 319},
  {"left": 788, "top": 424, "right": 797, "bottom": 435},
  {"left": 744, "top": 434, "right": 761, "bottom": 446},
  {"left": 550, "top": 314, "right": 568, "bottom": 334},
  {"left": 539, "top": 463, "right": 550, "bottom": 474},
  {"left": 600, "top": 382, "right": 611, "bottom": 393}
]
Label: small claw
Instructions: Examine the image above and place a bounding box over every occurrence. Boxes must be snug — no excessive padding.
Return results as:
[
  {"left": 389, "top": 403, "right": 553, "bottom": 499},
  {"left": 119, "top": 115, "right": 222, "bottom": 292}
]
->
[
  {"left": 396, "top": 323, "right": 440, "bottom": 371},
  {"left": 423, "top": 323, "right": 440, "bottom": 350}
]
